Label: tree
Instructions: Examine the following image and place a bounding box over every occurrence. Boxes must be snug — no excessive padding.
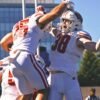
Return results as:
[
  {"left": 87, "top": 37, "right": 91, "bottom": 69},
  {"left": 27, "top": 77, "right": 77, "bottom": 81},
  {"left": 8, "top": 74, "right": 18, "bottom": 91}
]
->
[{"left": 78, "top": 50, "right": 100, "bottom": 86}]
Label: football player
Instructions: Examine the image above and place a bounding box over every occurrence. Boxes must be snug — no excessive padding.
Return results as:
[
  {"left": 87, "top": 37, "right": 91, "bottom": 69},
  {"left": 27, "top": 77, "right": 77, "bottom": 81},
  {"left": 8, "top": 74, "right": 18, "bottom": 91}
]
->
[{"left": 48, "top": 9, "right": 100, "bottom": 100}]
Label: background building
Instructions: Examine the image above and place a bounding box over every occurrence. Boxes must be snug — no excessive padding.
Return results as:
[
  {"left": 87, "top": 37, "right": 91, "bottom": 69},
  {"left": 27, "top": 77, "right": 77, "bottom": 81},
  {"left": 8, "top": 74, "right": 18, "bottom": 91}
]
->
[
  {"left": 0, "top": 0, "right": 58, "bottom": 59},
  {"left": 0, "top": 0, "right": 54, "bottom": 4}
]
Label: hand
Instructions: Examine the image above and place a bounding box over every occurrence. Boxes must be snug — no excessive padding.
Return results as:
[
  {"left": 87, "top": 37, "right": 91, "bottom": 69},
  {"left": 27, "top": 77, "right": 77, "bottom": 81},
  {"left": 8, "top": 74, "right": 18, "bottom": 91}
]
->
[
  {"left": 62, "top": 0, "right": 75, "bottom": 11},
  {"left": 67, "top": 1, "right": 74, "bottom": 10},
  {"left": 36, "top": 5, "right": 45, "bottom": 13},
  {"left": 96, "top": 39, "right": 100, "bottom": 52}
]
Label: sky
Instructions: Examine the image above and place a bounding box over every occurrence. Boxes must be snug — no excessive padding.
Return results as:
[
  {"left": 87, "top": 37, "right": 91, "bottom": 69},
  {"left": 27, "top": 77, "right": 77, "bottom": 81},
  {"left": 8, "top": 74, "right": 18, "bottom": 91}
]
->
[{"left": 55, "top": 0, "right": 100, "bottom": 41}]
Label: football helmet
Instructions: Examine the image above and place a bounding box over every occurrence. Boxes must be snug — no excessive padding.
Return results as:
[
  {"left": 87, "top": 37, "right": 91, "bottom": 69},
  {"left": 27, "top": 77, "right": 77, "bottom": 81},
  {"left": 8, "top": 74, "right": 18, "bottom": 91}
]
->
[{"left": 60, "top": 10, "right": 83, "bottom": 33}]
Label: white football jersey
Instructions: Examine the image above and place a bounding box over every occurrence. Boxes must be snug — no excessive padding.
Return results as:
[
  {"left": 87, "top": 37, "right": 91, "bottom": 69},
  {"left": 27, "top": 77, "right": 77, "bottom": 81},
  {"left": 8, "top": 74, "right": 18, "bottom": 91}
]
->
[
  {"left": 48, "top": 30, "right": 91, "bottom": 76},
  {"left": 11, "top": 12, "right": 44, "bottom": 54}
]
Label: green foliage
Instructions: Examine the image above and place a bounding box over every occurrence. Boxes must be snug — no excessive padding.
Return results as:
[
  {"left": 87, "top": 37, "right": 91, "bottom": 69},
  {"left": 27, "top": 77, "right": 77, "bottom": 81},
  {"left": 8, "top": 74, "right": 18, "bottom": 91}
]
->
[{"left": 78, "top": 50, "right": 100, "bottom": 86}]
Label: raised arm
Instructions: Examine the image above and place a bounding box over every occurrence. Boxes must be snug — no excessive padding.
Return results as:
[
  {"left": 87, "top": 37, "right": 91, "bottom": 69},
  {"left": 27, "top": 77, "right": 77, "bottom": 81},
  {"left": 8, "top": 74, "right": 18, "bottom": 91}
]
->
[
  {"left": 37, "top": 2, "right": 67, "bottom": 29},
  {"left": 0, "top": 32, "right": 13, "bottom": 52}
]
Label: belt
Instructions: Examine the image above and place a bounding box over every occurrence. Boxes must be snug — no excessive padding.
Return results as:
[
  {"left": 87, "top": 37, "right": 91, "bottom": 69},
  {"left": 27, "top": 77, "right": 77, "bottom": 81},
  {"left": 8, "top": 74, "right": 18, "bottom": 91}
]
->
[
  {"left": 50, "top": 70, "right": 76, "bottom": 80},
  {"left": 50, "top": 70, "right": 65, "bottom": 74}
]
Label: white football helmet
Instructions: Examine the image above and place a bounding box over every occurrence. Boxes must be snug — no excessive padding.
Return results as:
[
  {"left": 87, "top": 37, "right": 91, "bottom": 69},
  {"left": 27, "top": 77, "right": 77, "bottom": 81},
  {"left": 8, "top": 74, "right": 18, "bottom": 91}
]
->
[{"left": 60, "top": 10, "right": 83, "bottom": 33}]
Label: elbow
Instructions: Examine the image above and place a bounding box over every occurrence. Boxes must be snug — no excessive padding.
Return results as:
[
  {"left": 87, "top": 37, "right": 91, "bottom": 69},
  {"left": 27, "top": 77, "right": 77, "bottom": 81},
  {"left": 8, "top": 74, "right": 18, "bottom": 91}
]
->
[{"left": 0, "top": 41, "right": 9, "bottom": 52}]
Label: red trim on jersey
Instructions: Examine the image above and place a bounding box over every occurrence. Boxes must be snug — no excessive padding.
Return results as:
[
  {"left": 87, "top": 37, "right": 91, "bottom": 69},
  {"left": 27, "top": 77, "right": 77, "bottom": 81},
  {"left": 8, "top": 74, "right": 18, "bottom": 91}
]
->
[
  {"left": 29, "top": 54, "right": 49, "bottom": 89},
  {"left": 77, "top": 32, "right": 92, "bottom": 40},
  {"left": 8, "top": 70, "right": 15, "bottom": 86}
]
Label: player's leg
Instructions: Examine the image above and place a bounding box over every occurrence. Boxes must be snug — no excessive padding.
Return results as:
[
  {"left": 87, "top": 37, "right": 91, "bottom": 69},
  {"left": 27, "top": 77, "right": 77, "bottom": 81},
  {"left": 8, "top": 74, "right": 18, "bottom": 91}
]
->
[
  {"left": 10, "top": 51, "right": 49, "bottom": 100},
  {"left": 33, "top": 91, "right": 37, "bottom": 100},
  {"left": 48, "top": 73, "right": 63, "bottom": 100},
  {"left": 64, "top": 76, "right": 83, "bottom": 100},
  {"left": 48, "top": 87, "right": 63, "bottom": 100},
  {"left": 17, "top": 94, "right": 33, "bottom": 100},
  {"left": 12, "top": 52, "right": 48, "bottom": 91},
  {"left": 35, "top": 88, "right": 49, "bottom": 100},
  {"left": 14, "top": 87, "right": 49, "bottom": 100},
  {"left": 15, "top": 52, "right": 49, "bottom": 99}
]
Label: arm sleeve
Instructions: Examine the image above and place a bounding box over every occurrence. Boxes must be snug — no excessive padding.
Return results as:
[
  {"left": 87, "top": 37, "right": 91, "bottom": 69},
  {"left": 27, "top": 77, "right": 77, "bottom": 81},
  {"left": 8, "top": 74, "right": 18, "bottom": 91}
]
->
[{"left": 77, "top": 30, "right": 92, "bottom": 40}]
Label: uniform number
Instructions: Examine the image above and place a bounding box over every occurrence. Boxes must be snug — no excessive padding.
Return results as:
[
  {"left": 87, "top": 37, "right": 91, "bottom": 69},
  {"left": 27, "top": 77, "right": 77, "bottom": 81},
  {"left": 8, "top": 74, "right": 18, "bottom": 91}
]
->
[
  {"left": 52, "top": 34, "right": 71, "bottom": 53},
  {"left": 13, "top": 18, "right": 29, "bottom": 39}
]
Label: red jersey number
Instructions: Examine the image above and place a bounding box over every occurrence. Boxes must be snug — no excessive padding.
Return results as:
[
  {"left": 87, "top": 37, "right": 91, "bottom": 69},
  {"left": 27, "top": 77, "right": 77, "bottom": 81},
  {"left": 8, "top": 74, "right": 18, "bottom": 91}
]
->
[
  {"left": 52, "top": 34, "right": 71, "bottom": 53},
  {"left": 13, "top": 18, "right": 29, "bottom": 40}
]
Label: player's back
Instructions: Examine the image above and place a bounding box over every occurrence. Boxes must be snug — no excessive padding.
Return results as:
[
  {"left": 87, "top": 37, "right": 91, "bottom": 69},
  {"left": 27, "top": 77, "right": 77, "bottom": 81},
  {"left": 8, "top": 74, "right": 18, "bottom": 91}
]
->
[{"left": 11, "top": 12, "right": 44, "bottom": 54}]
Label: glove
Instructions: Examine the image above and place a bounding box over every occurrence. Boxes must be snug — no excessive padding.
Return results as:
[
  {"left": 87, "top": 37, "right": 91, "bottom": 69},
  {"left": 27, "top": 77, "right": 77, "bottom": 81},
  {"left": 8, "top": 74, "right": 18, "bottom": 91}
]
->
[
  {"left": 36, "top": 5, "right": 46, "bottom": 14},
  {"left": 62, "top": 0, "right": 75, "bottom": 11},
  {"left": 67, "top": 1, "right": 74, "bottom": 10},
  {"left": 96, "top": 39, "right": 100, "bottom": 52}
]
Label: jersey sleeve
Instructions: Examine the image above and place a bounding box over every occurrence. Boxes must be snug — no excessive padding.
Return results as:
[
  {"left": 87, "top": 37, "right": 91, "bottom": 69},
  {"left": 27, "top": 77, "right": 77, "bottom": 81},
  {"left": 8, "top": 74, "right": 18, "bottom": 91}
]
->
[
  {"left": 28, "top": 12, "right": 44, "bottom": 29},
  {"left": 76, "top": 30, "right": 92, "bottom": 40}
]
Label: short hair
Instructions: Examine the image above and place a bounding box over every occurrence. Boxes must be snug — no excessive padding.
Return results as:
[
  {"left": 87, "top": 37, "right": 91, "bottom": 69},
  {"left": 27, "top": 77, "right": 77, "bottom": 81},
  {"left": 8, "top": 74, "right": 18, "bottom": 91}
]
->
[{"left": 90, "top": 88, "right": 96, "bottom": 93}]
